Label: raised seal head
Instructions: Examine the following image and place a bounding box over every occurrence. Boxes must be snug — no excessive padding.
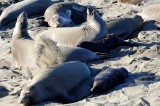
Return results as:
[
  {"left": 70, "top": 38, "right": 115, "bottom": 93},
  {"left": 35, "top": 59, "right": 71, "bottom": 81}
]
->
[{"left": 16, "top": 11, "right": 28, "bottom": 30}]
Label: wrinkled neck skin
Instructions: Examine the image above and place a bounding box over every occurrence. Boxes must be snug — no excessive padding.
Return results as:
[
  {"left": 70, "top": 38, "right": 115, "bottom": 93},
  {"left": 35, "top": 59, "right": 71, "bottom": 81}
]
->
[
  {"left": 12, "top": 22, "right": 31, "bottom": 41},
  {"left": 82, "top": 14, "right": 107, "bottom": 41}
]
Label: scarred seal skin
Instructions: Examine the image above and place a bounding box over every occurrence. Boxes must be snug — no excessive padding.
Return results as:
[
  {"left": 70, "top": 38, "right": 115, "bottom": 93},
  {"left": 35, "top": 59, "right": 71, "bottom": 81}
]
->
[
  {"left": 18, "top": 61, "right": 90, "bottom": 105},
  {"left": 37, "top": 9, "right": 107, "bottom": 47}
]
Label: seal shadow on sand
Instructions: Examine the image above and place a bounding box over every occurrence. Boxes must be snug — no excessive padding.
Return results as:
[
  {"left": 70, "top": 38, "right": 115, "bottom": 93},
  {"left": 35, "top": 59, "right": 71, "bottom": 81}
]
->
[{"left": 109, "top": 41, "right": 160, "bottom": 59}]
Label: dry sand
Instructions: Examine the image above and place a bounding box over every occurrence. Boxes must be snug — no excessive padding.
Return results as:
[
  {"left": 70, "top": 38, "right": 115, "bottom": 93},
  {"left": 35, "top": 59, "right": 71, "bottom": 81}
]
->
[{"left": 0, "top": 0, "right": 160, "bottom": 106}]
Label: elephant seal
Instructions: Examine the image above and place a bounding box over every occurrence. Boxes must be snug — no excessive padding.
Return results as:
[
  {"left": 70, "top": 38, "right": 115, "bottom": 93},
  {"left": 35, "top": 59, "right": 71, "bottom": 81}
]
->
[
  {"left": 38, "top": 9, "right": 107, "bottom": 47},
  {"left": 138, "top": 4, "right": 160, "bottom": 23},
  {"left": 11, "top": 11, "right": 107, "bottom": 71},
  {"left": 11, "top": 11, "right": 62, "bottom": 70},
  {"left": 0, "top": 0, "right": 63, "bottom": 27},
  {"left": 117, "top": 0, "right": 143, "bottom": 5},
  {"left": 78, "top": 36, "right": 138, "bottom": 53},
  {"left": 107, "top": 15, "right": 143, "bottom": 39},
  {"left": 35, "top": 36, "right": 110, "bottom": 68},
  {"left": 18, "top": 61, "right": 90, "bottom": 105},
  {"left": 11, "top": 11, "right": 36, "bottom": 69},
  {"left": 91, "top": 67, "right": 128, "bottom": 94},
  {"left": 44, "top": 2, "right": 98, "bottom": 27}
]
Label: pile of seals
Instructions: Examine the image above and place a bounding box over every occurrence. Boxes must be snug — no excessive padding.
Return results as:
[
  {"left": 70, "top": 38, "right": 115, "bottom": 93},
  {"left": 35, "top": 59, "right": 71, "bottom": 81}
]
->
[{"left": 3, "top": 0, "right": 160, "bottom": 105}]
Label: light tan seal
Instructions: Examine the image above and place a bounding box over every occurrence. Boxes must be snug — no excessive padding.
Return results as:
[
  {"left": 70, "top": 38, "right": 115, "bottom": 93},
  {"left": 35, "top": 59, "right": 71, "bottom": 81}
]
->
[
  {"left": 11, "top": 11, "right": 62, "bottom": 71},
  {"left": 138, "top": 4, "right": 160, "bottom": 22},
  {"left": 38, "top": 9, "right": 107, "bottom": 47},
  {"left": 11, "top": 12, "right": 107, "bottom": 71},
  {"left": 117, "top": 0, "right": 143, "bottom": 5},
  {"left": 11, "top": 11, "right": 36, "bottom": 70},
  {"left": 0, "top": 0, "right": 63, "bottom": 27},
  {"left": 44, "top": 2, "right": 96, "bottom": 27},
  {"left": 107, "top": 15, "right": 143, "bottom": 39},
  {"left": 35, "top": 36, "right": 109, "bottom": 68},
  {"left": 18, "top": 61, "right": 90, "bottom": 105}
]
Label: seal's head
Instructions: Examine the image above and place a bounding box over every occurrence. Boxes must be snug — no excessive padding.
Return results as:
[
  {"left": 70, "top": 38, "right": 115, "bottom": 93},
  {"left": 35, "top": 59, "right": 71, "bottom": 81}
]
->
[
  {"left": 16, "top": 11, "right": 28, "bottom": 30},
  {"left": 18, "top": 86, "right": 36, "bottom": 106},
  {"left": 133, "top": 15, "right": 144, "bottom": 28},
  {"left": 48, "top": 10, "right": 73, "bottom": 27},
  {"left": 86, "top": 8, "right": 101, "bottom": 24}
]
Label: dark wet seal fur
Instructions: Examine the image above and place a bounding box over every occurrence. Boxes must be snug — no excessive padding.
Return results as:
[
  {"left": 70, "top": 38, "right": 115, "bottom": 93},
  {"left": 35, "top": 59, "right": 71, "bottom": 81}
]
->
[
  {"left": 78, "top": 36, "right": 138, "bottom": 53},
  {"left": 91, "top": 67, "right": 128, "bottom": 94}
]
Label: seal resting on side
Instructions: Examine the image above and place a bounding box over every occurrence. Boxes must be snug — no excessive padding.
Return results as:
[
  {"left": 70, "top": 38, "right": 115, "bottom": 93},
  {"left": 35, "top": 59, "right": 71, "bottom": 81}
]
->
[
  {"left": 78, "top": 36, "right": 138, "bottom": 53},
  {"left": 91, "top": 67, "right": 128, "bottom": 94},
  {"left": 38, "top": 9, "right": 107, "bottom": 47},
  {"left": 107, "top": 15, "right": 143, "bottom": 39},
  {"left": 117, "top": 0, "right": 143, "bottom": 5},
  {"left": 35, "top": 37, "right": 110, "bottom": 68},
  {"left": 0, "top": 0, "right": 63, "bottom": 27},
  {"left": 138, "top": 4, "right": 160, "bottom": 23},
  {"left": 44, "top": 2, "right": 98, "bottom": 27},
  {"left": 11, "top": 11, "right": 108, "bottom": 70},
  {"left": 11, "top": 11, "right": 36, "bottom": 69},
  {"left": 18, "top": 61, "right": 90, "bottom": 105}
]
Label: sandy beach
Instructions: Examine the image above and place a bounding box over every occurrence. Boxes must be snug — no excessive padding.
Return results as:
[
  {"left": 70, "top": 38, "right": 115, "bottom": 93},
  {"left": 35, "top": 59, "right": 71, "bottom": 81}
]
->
[{"left": 0, "top": 0, "right": 160, "bottom": 106}]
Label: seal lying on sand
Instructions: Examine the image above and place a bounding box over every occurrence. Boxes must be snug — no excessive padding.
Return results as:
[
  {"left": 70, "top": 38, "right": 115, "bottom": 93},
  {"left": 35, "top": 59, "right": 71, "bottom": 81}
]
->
[
  {"left": 138, "top": 4, "right": 160, "bottom": 23},
  {"left": 107, "top": 15, "right": 143, "bottom": 39},
  {"left": 91, "top": 67, "right": 128, "bottom": 94},
  {"left": 11, "top": 11, "right": 36, "bottom": 69},
  {"left": 11, "top": 11, "right": 108, "bottom": 70},
  {"left": 38, "top": 9, "right": 107, "bottom": 47},
  {"left": 44, "top": 2, "right": 98, "bottom": 27},
  {"left": 78, "top": 36, "right": 138, "bottom": 53},
  {"left": 0, "top": 0, "right": 63, "bottom": 27},
  {"left": 117, "top": 0, "right": 143, "bottom": 5},
  {"left": 18, "top": 61, "right": 90, "bottom": 105},
  {"left": 35, "top": 37, "right": 110, "bottom": 68}
]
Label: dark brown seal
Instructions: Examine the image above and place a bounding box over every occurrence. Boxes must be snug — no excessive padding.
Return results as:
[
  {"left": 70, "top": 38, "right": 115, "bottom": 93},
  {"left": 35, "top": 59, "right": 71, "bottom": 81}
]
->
[
  {"left": 78, "top": 36, "right": 138, "bottom": 53},
  {"left": 91, "top": 67, "right": 128, "bottom": 94}
]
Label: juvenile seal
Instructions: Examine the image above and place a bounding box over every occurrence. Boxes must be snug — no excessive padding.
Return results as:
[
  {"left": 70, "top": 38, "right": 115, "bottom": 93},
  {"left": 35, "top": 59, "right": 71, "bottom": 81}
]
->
[
  {"left": 91, "top": 67, "right": 128, "bottom": 94},
  {"left": 44, "top": 2, "right": 98, "bottom": 27},
  {"left": 38, "top": 9, "right": 107, "bottom": 47},
  {"left": 35, "top": 37, "right": 110, "bottom": 68},
  {"left": 117, "top": 0, "right": 143, "bottom": 5},
  {"left": 138, "top": 4, "right": 160, "bottom": 23},
  {"left": 11, "top": 11, "right": 36, "bottom": 69},
  {"left": 107, "top": 15, "right": 143, "bottom": 39},
  {"left": 0, "top": 0, "right": 63, "bottom": 27},
  {"left": 18, "top": 61, "right": 90, "bottom": 105},
  {"left": 78, "top": 36, "right": 138, "bottom": 53}
]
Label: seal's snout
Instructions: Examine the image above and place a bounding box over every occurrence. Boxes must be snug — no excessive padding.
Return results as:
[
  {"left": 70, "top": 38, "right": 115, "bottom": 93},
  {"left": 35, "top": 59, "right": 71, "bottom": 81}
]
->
[
  {"left": 19, "top": 11, "right": 28, "bottom": 19},
  {"left": 18, "top": 95, "right": 30, "bottom": 106},
  {"left": 17, "top": 11, "right": 28, "bottom": 22}
]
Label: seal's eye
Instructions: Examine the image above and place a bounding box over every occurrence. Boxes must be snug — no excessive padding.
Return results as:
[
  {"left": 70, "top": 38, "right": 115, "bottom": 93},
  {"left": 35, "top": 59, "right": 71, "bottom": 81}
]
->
[{"left": 26, "top": 92, "right": 31, "bottom": 96}]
